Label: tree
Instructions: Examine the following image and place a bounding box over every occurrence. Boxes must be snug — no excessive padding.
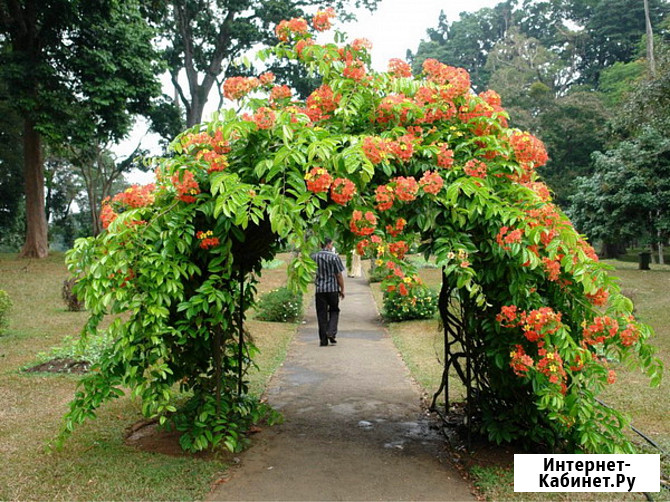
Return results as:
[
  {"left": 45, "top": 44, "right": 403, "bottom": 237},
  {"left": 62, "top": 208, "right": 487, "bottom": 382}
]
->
[
  {"left": 484, "top": 28, "right": 610, "bottom": 204},
  {"left": 0, "top": 0, "right": 162, "bottom": 257},
  {"left": 569, "top": 127, "right": 670, "bottom": 261},
  {"left": 409, "top": 4, "right": 514, "bottom": 90},
  {"left": 574, "top": 0, "right": 669, "bottom": 85},
  {"left": 0, "top": 83, "right": 24, "bottom": 250},
  {"left": 156, "top": 0, "right": 380, "bottom": 128}
]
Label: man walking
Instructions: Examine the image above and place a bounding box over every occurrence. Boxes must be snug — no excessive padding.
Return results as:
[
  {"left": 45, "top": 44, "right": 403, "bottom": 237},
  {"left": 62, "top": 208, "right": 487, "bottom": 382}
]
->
[{"left": 313, "top": 238, "right": 345, "bottom": 346}]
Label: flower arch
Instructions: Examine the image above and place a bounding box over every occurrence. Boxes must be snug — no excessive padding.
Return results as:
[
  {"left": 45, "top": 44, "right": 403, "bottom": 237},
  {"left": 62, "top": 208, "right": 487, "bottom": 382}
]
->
[{"left": 61, "top": 11, "right": 662, "bottom": 454}]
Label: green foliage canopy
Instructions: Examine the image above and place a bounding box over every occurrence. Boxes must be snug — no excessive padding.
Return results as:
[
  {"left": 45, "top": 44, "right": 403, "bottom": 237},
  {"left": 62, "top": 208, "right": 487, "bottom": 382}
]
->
[{"left": 60, "top": 10, "right": 662, "bottom": 454}]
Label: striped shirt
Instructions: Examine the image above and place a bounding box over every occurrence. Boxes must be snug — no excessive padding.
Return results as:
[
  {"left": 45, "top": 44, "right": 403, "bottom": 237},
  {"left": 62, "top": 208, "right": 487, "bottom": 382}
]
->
[{"left": 313, "top": 249, "right": 345, "bottom": 293}]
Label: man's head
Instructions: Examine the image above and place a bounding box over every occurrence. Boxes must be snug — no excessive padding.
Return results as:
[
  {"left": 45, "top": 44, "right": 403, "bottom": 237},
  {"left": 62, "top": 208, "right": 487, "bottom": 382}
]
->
[{"left": 322, "top": 237, "right": 333, "bottom": 250}]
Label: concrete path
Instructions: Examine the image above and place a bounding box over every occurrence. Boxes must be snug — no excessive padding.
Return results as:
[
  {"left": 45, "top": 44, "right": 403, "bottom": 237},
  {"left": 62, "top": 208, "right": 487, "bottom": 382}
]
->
[{"left": 208, "top": 276, "right": 475, "bottom": 501}]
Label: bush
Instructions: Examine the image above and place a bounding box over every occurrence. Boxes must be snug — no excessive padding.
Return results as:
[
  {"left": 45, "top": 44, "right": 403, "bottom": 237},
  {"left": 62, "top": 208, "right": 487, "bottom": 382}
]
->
[
  {"left": 255, "top": 287, "right": 303, "bottom": 322},
  {"left": 382, "top": 286, "right": 438, "bottom": 322},
  {"left": 366, "top": 264, "right": 387, "bottom": 283},
  {"left": 0, "top": 290, "right": 11, "bottom": 334},
  {"left": 62, "top": 278, "right": 85, "bottom": 311}
]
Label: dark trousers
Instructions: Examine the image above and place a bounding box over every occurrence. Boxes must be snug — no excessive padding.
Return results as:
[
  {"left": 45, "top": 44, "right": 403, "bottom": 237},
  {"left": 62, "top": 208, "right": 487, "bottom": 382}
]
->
[{"left": 315, "top": 292, "right": 340, "bottom": 344}]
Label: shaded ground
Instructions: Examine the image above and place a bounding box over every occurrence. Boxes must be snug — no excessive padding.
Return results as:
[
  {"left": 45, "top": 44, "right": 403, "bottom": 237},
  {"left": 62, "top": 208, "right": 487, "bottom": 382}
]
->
[{"left": 208, "top": 276, "right": 475, "bottom": 501}]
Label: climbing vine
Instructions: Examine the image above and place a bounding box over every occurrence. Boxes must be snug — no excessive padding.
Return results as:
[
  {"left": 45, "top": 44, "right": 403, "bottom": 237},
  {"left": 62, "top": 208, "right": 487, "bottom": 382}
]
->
[{"left": 59, "top": 10, "right": 662, "bottom": 454}]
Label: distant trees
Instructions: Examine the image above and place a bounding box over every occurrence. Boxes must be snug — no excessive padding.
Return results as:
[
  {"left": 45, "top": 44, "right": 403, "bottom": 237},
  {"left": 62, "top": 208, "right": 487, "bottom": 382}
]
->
[
  {"left": 0, "top": 0, "right": 162, "bottom": 257},
  {"left": 410, "top": 0, "right": 670, "bottom": 256}
]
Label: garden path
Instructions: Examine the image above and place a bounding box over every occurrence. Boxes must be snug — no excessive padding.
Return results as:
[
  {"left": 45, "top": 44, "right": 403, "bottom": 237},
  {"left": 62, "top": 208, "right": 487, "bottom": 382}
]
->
[{"left": 208, "top": 275, "right": 475, "bottom": 501}]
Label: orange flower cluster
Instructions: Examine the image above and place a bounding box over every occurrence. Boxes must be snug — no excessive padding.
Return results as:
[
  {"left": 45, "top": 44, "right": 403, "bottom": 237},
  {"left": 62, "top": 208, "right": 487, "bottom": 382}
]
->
[
  {"left": 385, "top": 217, "right": 406, "bottom": 237},
  {"left": 199, "top": 150, "right": 229, "bottom": 173},
  {"left": 419, "top": 170, "right": 443, "bottom": 195},
  {"left": 436, "top": 143, "right": 454, "bottom": 168},
  {"left": 305, "top": 84, "right": 341, "bottom": 121},
  {"left": 388, "top": 58, "right": 412, "bottom": 78},
  {"left": 100, "top": 201, "right": 117, "bottom": 229},
  {"left": 393, "top": 176, "right": 419, "bottom": 202},
  {"left": 351, "top": 38, "right": 373, "bottom": 51},
  {"left": 295, "top": 38, "right": 315, "bottom": 58},
  {"left": 388, "top": 240, "right": 409, "bottom": 259},
  {"left": 349, "top": 210, "right": 376, "bottom": 236},
  {"left": 582, "top": 316, "right": 619, "bottom": 346},
  {"left": 375, "top": 94, "right": 412, "bottom": 124},
  {"left": 342, "top": 54, "right": 366, "bottom": 81},
  {"left": 361, "top": 136, "right": 389, "bottom": 165},
  {"left": 223, "top": 76, "right": 260, "bottom": 100},
  {"left": 305, "top": 167, "right": 333, "bottom": 193},
  {"left": 509, "top": 344, "right": 534, "bottom": 376},
  {"left": 542, "top": 257, "right": 561, "bottom": 281},
  {"left": 270, "top": 85, "right": 292, "bottom": 103},
  {"left": 259, "top": 72, "right": 275, "bottom": 85},
  {"left": 412, "top": 86, "right": 457, "bottom": 124},
  {"left": 497, "top": 306, "right": 562, "bottom": 343},
  {"left": 112, "top": 184, "right": 155, "bottom": 208},
  {"left": 464, "top": 159, "right": 487, "bottom": 178},
  {"left": 522, "top": 181, "right": 552, "bottom": 202},
  {"left": 509, "top": 131, "right": 549, "bottom": 170},
  {"left": 536, "top": 350, "right": 567, "bottom": 385},
  {"left": 618, "top": 316, "right": 640, "bottom": 347},
  {"left": 375, "top": 185, "right": 394, "bottom": 211},
  {"left": 422, "top": 59, "right": 471, "bottom": 99},
  {"left": 496, "top": 226, "right": 524, "bottom": 251},
  {"left": 196, "top": 230, "right": 219, "bottom": 250},
  {"left": 387, "top": 134, "right": 415, "bottom": 162},
  {"left": 330, "top": 178, "right": 356, "bottom": 205},
  {"left": 172, "top": 170, "right": 200, "bottom": 203},
  {"left": 275, "top": 17, "right": 309, "bottom": 41},
  {"left": 585, "top": 287, "right": 609, "bottom": 307},
  {"left": 312, "top": 8, "right": 336, "bottom": 32},
  {"left": 252, "top": 107, "right": 276, "bottom": 129}
]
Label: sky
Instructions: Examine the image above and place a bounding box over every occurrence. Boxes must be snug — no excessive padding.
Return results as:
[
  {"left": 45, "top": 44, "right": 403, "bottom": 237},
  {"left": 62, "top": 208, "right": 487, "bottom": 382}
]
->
[{"left": 120, "top": 0, "right": 501, "bottom": 183}]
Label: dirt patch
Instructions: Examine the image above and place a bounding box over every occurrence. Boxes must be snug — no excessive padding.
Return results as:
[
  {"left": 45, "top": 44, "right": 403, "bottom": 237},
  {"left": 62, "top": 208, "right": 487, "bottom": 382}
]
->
[
  {"left": 24, "top": 357, "right": 90, "bottom": 374},
  {"left": 123, "top": 418, "right": 241, "bottom": 461}
]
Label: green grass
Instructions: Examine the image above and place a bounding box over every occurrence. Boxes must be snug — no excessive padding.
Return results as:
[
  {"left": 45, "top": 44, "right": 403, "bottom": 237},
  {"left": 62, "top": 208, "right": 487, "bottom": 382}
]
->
[
  {"left": 368, "top": 257, "right": 670, "bottom": 501},
  {"left": 0, "top": 252, "right": 298, "bottom": 501}
]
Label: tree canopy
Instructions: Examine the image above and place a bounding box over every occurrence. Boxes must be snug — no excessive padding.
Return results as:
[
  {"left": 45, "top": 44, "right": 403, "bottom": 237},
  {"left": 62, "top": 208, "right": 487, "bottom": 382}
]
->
[{"left": 0, "top": 0, "right": 163, "bottom": 257}]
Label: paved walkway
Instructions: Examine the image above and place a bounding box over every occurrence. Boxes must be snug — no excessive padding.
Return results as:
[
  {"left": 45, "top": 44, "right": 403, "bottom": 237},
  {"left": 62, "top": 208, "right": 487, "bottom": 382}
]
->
[{"left": 208, "top": 276, "right": 475, "bottom": 501}]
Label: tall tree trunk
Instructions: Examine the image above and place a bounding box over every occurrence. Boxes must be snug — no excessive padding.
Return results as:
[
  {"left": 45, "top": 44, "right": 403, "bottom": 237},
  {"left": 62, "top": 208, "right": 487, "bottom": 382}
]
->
[
  {"left": 643, "top": 0, "right": 656, "bottom": 77},
  {"left": 19, "top": 118, "right": 48, "bottom": 258}
]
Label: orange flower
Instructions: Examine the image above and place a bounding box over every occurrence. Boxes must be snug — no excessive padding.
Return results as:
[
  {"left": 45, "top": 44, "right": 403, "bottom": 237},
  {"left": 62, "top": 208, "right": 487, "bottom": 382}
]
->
[
  {"left": 305, "top": 167, "right": 333, "bottom": 193},
  {"left": 312, "top": 8, "right": 335, "bottom": 32},
  {"left": 252, "top": 107, "right": 276, "bottom": 130},
  {"left": 464, "top": 159, "right": 487, "bottom": 179},
  {"left": 349, "top": 210, "right": 376, "bottom": 236},
  {"left": 222, "top": 76, "right": 260, "bottom": 100},
  {"left": 419, "top": 170, "right": 444, "bottom": 195},
  {"left": 393, "top": 176, "right": 419, "bottom": 202},
  {"left": 275, "top": 17, "right": 309, "bottom": 42},
  {"left": 375, "top": 185, "right": 394, "bottom": 211},
  {"left": 171, "top": 170, "right": 200, "bottom": 203},
  {"left": 362, "top": 136, "right": 389, "bottom": 165},
  {"left": 388, "top": 58, "right": 412, "bottom": 78},
  {"left": 330, "top": 178, "right": 356, "bottom": 205}
]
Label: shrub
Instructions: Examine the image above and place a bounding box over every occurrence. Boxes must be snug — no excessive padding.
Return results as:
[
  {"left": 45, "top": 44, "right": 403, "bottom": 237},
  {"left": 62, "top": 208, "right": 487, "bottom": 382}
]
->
[
  {"left": 62, "top": 278, "right": 85, "bottom": 311},
  {"left": 255, "top": 287, "right": 303, "bottom": 322},
  {"left": 0, "top": 290, "right": 11, "bottom": 334},
  {"left": 367, "top": 264, "right": 387, "bottom": 283},
  {"left": 382, "top": 286, "right": 438, "bottom": 322}
]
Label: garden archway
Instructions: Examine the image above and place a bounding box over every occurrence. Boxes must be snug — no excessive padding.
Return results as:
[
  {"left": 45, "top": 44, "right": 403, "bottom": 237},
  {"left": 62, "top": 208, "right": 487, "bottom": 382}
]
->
[{"left": 59, "top": 10, "right": 661, "bottom": 455}]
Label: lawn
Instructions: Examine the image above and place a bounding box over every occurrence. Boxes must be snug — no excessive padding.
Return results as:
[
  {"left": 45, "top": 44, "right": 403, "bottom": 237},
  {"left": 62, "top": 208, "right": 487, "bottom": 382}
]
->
[
  {"left": 0, "top": 252, "right": 298, "bottom": 501},
  {"left": 368, "top": 257, "right": 670, "bottom": 501}
]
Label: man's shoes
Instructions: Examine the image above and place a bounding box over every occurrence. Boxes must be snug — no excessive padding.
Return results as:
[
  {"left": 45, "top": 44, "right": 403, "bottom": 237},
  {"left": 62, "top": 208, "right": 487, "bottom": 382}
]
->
[
  {"left": 320, "top": 341, "right": 329, "bottom": 346},
  {"left": 328, "top": 336, "right": 337, "bottom": 344}
]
